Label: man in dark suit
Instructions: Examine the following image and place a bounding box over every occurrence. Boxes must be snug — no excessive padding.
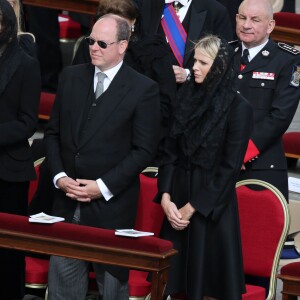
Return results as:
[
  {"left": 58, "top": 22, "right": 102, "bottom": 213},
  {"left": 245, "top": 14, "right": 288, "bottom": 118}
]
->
[
  {"left": 233, "top": 0, "right": 300, "bottom": 201},
  {"left": 217, "top": 0, "right": 243, "bottom": 36},
  {"left": 45, "top": 14, "right": 160, "bottom": 300},
  {"left": 136, "top": 0, "right": 233, "bottom": 83}
]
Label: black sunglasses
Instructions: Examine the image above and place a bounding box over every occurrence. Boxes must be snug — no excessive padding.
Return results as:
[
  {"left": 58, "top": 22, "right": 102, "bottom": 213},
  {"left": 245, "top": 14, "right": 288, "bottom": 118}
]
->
[{"left": 85, "top": 36, "right": 117, "bottom": 49}]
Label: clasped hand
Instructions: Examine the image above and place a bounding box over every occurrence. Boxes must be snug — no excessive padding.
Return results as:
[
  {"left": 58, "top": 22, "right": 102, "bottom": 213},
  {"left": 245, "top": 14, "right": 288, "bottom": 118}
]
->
[
  {"left": 173, "top": 65, "right": 188, "bottom": 83},
  {"left": 161, "top": 193, "right": 195, "bottom": 230},
  {"left": 57, "top": 177, "right": 102, "bottom": 202}
]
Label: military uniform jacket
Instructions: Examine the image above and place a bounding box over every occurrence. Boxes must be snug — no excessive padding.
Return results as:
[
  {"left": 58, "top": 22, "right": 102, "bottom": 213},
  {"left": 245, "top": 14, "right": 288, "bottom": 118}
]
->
[{"left": 233, "top": 39, "right": 300, "bottom": 170}]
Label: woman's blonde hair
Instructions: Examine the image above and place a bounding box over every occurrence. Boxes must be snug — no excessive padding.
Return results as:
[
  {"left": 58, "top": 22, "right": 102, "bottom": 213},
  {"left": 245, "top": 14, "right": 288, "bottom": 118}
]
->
[
  {"left": 6, "top": 0, "right": 21, "bottom": 32},
  {"left": 194, "top": 35, "right": 221, "bottom": 61}
]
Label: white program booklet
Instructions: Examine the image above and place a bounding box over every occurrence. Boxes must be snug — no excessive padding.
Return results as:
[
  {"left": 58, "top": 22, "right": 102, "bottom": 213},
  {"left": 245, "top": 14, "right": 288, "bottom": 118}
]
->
[
  {"left": 288, "top": 177, "right": 300, "bottom": 194},
  {"left": 29, "top": 212, "right": 65, "bottom": 224},
  {"left": 115, "top": 229, "right": 154, "bottom": 238}
]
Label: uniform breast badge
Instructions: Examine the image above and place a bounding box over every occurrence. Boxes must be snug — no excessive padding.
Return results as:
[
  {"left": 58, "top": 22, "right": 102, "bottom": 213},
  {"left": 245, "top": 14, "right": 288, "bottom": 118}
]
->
[
  {"left": 262, "top": 50, "right": 269, "bottom": 57},
  {"left": 290, "top": 66, "right": 300, "bottom": 88}
]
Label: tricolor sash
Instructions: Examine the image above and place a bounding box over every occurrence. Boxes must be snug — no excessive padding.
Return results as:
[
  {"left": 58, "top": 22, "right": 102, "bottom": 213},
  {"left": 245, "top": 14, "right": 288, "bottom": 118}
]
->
[{"left": 161, "top": 4, "right": 187, "bottom": 67}]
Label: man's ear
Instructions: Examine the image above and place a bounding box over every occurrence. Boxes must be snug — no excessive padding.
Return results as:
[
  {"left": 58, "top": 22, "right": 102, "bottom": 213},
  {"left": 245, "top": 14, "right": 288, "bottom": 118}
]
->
[
  {"left": 267, "top": 19, "right": 276, "bottom": 35},
  {"left": 118, "top": 40, "right": 129, "bottom": 55}
]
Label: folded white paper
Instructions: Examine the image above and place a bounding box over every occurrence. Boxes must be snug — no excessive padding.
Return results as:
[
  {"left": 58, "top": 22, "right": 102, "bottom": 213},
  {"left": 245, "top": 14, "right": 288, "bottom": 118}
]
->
[
  {"left": 29, "top": 212, "right": 65, "bottom": 224},
  {"left": 288, "top": 177, "right": 300, "bottom": 194},
  {"left": 115, "top": 229, "right": 154, "bottom": 237}
]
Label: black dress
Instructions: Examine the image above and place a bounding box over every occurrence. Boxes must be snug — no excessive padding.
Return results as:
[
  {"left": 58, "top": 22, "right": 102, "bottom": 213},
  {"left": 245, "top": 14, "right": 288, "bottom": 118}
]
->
[{"left": 158, "top": 95, "right": 252, "bottom": 299}]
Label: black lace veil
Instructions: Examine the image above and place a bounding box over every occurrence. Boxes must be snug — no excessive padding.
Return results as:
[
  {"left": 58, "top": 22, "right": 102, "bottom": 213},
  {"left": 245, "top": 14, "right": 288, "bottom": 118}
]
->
[{"left": 171, "top": 37, "right": 237, "bottom": 169}]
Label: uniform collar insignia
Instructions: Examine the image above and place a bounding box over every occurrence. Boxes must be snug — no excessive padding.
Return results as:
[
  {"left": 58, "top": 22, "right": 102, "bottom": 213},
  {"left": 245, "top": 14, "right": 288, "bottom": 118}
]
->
[{"left": 235, "top": 47, "right": 239, "bottom": 53}]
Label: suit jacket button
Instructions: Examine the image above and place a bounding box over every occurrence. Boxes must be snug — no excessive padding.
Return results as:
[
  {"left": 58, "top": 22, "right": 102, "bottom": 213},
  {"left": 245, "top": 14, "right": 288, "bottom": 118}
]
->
[
  {"left": 261, "top": 82, "right": 265, "bottom": 87},
  {"left": 270, "top": 164, "right": 274, "bottom": 168},
  {"left": 238, "top": 74, "right": 243, "bottom": 79}
]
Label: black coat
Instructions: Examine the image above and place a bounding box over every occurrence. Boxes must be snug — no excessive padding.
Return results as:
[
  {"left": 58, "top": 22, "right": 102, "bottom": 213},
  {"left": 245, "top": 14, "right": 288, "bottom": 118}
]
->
[
  {"left": 157, "top": 94, "right": 253, "bottom": 299},
  {"left": 0, "top": 49, "right": 41, "bottom": 182}
]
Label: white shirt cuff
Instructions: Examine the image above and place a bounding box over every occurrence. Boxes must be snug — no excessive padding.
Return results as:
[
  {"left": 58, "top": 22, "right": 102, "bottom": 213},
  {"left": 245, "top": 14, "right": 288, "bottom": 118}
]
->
[
  {"left": 54, "top": 172, "right": 67, "bottom": 188},
  {"left": 96, "top": 178, "right": 113, "bottom": 201},
  {"left": 185, "top": 68, "right": 191, "bottom": 80}
]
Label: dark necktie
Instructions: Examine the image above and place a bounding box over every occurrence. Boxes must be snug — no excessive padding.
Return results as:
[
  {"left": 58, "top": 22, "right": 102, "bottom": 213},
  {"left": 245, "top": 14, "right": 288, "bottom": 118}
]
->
[{"left": 240, "top": 48, "right": 249, "bottom": 66}]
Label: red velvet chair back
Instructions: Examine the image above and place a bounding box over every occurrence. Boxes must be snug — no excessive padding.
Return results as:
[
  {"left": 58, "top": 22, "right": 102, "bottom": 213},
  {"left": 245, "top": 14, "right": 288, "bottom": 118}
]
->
[
  {"left": 28, "top": 157, "right": 45, "bottom": 204},
  {"left": 26, "top": 157, "right": 48, "bottom": 296},
  {"left": 274, "top": 12, "right": 300, "bottom": 29},
  {"left": 236, "top": 179, "right": 290, "bottom": 300},
  {"left": 129, "top": 170, "right": 166, "bottom": 299},
  {"left": 134, "top": 173, "right": 164, "bottom": 234},
  {"left": 38, "top": 92, "right": 56, "bottom": 120}
]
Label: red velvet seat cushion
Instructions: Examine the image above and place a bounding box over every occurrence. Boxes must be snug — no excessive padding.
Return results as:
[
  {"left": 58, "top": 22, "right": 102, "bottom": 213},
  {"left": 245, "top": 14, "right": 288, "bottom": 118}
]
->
[
  {"left": 281, "top": 262, "right": 300, "bottom": 277},
  {"left": 25, "top": 257, "right": 49, "bottom": 284},
  {"left": 39, "top": 92, "right": 55, "bottom": 119},
  {"left": 274, "top": 12, "right": 300, "bottom": 29},
  {"left": 128, "top": 270, "right": 151, "bottom": 296},
  {"left": 282, "top": 132, "right": 300, "bottom": 155},
  {"left": 0, "top": 213, "right": 173, "bottom": 254},
  {"left": 242, "top": 284, "right": 265, "bottom": 299},
  {"left": 59, "top": 14, "right": 82, "bottom": 39}
]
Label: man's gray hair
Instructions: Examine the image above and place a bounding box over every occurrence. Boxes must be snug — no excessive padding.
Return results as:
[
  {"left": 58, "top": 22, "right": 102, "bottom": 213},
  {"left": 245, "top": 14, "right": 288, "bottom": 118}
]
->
[{"left": 98, "top": 13, "right": 131, "bottom": 42}]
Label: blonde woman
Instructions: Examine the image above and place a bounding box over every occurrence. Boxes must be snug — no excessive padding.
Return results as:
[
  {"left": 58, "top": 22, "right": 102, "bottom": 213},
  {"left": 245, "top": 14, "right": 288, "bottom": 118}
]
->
[{"left": 156, "top": 35, "right": 253, "bottom": 299}]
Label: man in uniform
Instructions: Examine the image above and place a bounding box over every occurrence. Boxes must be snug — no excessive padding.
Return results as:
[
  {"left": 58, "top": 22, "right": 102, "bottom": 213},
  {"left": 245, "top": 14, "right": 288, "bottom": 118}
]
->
[{"left": 233, "top": 0, "right": 300, "bottom": 201}]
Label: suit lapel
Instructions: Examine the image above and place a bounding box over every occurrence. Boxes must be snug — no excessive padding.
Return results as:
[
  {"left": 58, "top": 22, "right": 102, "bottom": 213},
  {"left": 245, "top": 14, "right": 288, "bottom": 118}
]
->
[
  {"left": 71, "top": 64, "right": 95, "bottom": 147},
  {"left": 78, "top": 64, "right": 131, "bottom": 149},
  {"left": 184, "top": 1, "right": 207, "bottom": 66}
]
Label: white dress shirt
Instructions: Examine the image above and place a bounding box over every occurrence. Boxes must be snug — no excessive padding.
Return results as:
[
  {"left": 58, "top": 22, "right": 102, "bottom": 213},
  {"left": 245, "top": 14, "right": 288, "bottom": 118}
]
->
[
  {"left": 164, "top": 0, "right": 192, "bottom": 22},
  {"left": 242, "top": 40, "right": 269, "bottom": 62}
]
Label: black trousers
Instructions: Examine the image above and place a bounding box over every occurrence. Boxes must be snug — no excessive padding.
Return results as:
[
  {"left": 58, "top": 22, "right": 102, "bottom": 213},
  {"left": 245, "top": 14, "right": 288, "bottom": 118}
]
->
[{"left": 0, "top": 180, "right": 29, "bottom": 299}]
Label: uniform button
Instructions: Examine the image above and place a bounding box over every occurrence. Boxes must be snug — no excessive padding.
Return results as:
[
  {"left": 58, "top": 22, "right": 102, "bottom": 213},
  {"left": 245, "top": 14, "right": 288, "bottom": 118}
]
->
[
  {"left": 270, "top": 164, "right": 274, "bottom": 168},
  {"left": 76, "top": 153, "right": 80, "bottom": 157},
  {"left": 238, "top": 74, "right": 243, "bottom": 79},
  {"left": 261, "top": 82, "right": 265, "bottom": 87}
]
